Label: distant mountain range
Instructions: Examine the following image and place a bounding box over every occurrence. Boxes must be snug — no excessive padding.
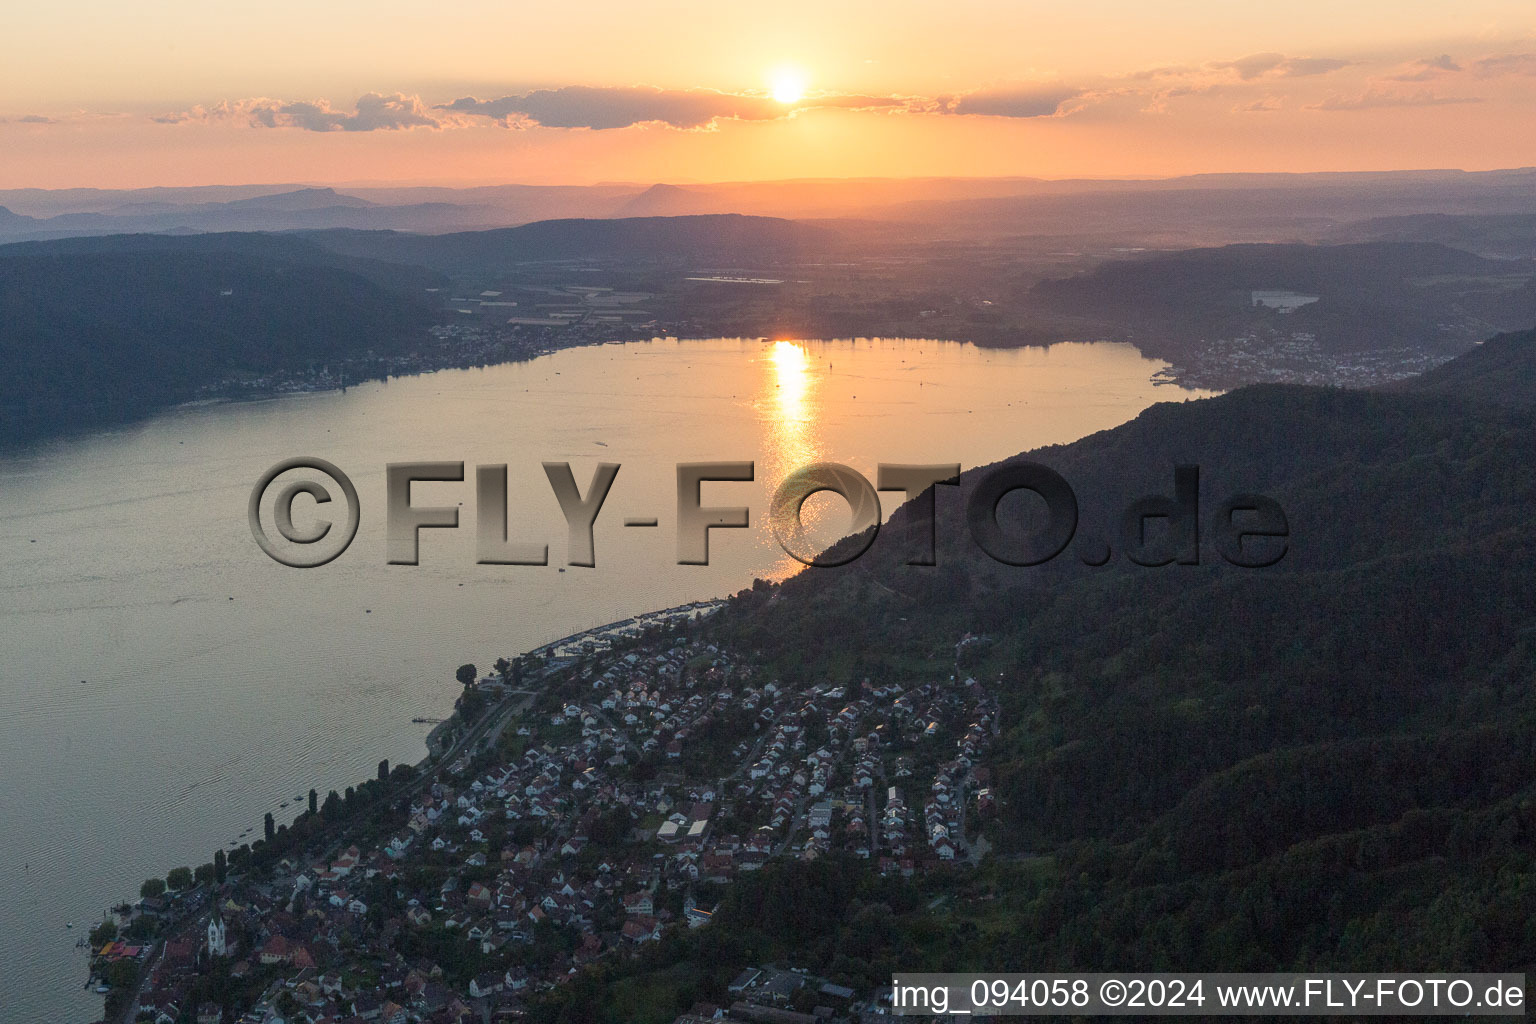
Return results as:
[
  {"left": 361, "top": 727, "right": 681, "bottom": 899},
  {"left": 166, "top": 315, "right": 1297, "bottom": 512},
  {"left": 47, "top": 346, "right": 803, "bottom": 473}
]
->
[
  {"left": 3, "top": 168, "right": 1535, "bottom": 247},
  {"left": 301, "top": 214, "right": 837, "bottom": 274},
  {"left": 0, "top": 187, "right": 521, "bottom": 239}
]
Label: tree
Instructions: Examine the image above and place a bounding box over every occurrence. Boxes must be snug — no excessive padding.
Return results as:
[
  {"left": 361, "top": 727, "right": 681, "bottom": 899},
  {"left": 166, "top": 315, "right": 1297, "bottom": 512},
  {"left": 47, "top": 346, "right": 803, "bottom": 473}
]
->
[
  {"left": 194, "top": 862, "right": 217, "bottom": 886},
  {"left": 214, "top": 849, "right": 227, "bottom": 884},
  {"left": 100, "top": 958, "right": 139, "bottom": 990},
  {"left": 457, "top": 663, "right": 478, "bottom": 688},
  {"left": 166, "top": 866, "right": 193, "bottom": 891},
  {"left": 263, "top": 812, "right": 275, "bottom": 842},
  {"left": 494, "top": 657, "right": 513, "bottom": 684},
  {"left": 139, "top": 878, "right": 166, "bottom": 899},
  {"left": 378, "top": 759, "right": 390, "bottom": 782},
  {"left": 308, "top": 789, "right": 318, "bottom": 816},
  {"left": 458, "top": 685, "right": 488, "bottom": 724},
  {"left": 590, "top": 805, "right": 633, "bottom": 847}
]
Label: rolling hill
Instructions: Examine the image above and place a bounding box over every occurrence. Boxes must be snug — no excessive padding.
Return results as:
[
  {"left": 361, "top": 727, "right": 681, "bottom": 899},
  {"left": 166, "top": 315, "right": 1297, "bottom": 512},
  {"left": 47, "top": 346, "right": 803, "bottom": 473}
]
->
[
  {"left": 0, "top": 233, "right": 445, "bottom": 438},
  {"left": 1389, "top": 326, "right": 1536, "bottom": 407},
  {"left": 1028, "top": 241, "right": 1536, "bottom": 357},
  {"left": 1328, "top": 212, "right": 1536, "bottom": 259}
]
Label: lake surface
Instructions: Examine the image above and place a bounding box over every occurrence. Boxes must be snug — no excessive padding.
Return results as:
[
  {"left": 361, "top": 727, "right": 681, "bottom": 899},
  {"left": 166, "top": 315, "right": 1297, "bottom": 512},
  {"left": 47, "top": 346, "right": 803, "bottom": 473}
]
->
[{"left": 0, "top": 337, "right": 1213, "bottom": 1021}]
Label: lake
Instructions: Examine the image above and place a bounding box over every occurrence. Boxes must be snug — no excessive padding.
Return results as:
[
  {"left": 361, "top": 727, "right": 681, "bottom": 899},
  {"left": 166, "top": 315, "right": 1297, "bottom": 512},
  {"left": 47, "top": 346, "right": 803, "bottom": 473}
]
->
[{"left": 0, "top": 337, "right": 1213, "bottom": 1021}]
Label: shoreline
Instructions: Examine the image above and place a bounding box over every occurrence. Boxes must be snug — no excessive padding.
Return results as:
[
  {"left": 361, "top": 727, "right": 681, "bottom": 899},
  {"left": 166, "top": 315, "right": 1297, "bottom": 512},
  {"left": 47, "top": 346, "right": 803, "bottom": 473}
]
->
[{"left": 2, "top": 326, "right": 1209, "bottom": 453}]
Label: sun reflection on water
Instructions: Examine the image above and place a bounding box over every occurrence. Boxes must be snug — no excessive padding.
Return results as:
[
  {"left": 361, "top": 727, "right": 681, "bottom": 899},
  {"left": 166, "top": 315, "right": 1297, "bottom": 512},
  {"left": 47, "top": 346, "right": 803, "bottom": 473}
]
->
[
  {"left": 760, "top": 340, "right": 824, "bottom": 577},
  {"left": 768, "top": 340, "right": 815, "bottom": 461}
]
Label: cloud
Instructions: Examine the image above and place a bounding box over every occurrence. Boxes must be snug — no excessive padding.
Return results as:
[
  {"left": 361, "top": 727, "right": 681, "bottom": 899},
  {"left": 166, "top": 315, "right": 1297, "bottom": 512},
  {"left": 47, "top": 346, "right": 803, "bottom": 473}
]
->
[
  {"left": 156, "top": 47, "right": 1509, "bottom": 139},
  {"left": 942, "top": 84, "right": 1085, "bottom": 118},
  {"left": 1136, "top": 84, "right": 1222, "bottom": 115},
  {"left": 1310, "top": 87, "right": 1482, "bottom": 111},
  {"left": 1387, "top": 54, "right": 1462, "bottom": 82},
  {"left": 152, "top": 101, "right": 233, "bottom": 125},
  {"left": 251, "top": 93, "right": 441, "bottom": 132},
  {"left": 1473, "top": 52, "right": 1536, "bottom": 77},
  {"left": 15, "top": 114, "right": 57, "bottom": 124},
  {"left": 1124, "top": 64, "right": 1196, "bottom": 82},
  {"left": 439, "top": 86, "right": 903, "bottom": 130},
  {"left": 1278, "top": 56, "right": 1356, "bottom": 77},
  {"left": 1210, "top": 52, "right": 1353, "bottom": 80},
  {"left": 155, "top": 94, "right": 443, "bottom": 131}
]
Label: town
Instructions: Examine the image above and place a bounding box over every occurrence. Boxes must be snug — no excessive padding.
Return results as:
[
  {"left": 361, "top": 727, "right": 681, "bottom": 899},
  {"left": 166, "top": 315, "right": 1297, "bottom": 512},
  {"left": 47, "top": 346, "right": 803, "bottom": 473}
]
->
[
  {"left": 86, "top": 613, "right": 1000, "bottom": 1024},
  {"left": 1149, "top": 326, "right": 1458, "bottom": 391}
]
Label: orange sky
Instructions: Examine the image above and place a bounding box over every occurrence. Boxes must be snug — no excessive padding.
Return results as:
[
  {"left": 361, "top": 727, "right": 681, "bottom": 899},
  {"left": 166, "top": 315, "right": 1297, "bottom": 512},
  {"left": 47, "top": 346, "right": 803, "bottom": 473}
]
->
[{"left": 3, "top": 0, "right": 1535, "bottom": 187}]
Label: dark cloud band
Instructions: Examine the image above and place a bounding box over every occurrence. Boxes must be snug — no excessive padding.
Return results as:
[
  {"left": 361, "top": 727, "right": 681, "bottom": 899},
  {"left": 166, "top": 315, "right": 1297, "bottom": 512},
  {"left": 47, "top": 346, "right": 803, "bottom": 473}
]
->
[{"left": 438, "top": 86, "right": 902, "bottom": 130}]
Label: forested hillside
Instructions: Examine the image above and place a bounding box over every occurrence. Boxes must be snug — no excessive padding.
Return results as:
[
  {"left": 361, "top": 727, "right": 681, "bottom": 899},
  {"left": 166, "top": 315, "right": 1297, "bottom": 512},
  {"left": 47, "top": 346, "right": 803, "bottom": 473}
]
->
[
  {"left": 0, "top": 234, "right": 443, "bottom": 438},
  {"left": 1028, "top": 242, "right": 1536, "bottom": 357},
  {"left": 1390, "top": 326, "right": 1536, "bottom": 407}
]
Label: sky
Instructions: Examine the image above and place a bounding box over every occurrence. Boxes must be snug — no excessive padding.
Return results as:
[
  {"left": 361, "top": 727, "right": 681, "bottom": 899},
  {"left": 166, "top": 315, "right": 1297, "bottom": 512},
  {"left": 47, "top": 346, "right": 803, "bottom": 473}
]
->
[{"left": 3, "top": 0, "right": 1535, "bottom": 187}]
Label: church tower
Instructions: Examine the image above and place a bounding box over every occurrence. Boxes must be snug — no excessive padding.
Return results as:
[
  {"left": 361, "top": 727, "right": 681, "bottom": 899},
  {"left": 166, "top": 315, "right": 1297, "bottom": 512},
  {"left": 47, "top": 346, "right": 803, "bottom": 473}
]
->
[{"left": 207, "top": 906, "right": 228, "bottom": 958}]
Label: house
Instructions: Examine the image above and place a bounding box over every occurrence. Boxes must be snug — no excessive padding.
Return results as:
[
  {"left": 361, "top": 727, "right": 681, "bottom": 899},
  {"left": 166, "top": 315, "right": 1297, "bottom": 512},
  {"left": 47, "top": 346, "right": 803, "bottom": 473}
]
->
[
  {"left": 622, "top": 891, "right": 654, "bottom": 916},
  {"left": 258, "top": 934, "right": 291, "bottom": 966},
  {"left": 621, "top": 916, "right": 660, "bottom": 943},
  {"left": 470, "top": 971, "right": 504, "bottom": 998},
  {"left": 702, "top": 851, "right": 735, "bottom": 882},
  {"left": 728, "top": 968, "right": 762, "bottom": 993},
  {"left": 757, "top": 970, "right": 805, "bottom": 1003}
]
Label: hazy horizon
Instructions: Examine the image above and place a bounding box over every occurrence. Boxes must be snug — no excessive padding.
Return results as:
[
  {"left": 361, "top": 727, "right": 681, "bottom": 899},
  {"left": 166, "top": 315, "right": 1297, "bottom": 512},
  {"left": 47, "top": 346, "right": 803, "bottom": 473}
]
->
[
  {"left": 6, "top": 165, "right": 1536, "bottom": 193},
  {"left": 5, "top": 0, "right": 1534, "bottom": 188}
]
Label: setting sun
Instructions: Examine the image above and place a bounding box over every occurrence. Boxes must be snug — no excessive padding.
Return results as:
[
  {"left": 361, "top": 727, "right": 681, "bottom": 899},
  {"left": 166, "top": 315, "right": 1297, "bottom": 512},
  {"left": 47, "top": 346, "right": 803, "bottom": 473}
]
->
[{"left": 769, "top": 66, "right": 808, "bottom": 104}]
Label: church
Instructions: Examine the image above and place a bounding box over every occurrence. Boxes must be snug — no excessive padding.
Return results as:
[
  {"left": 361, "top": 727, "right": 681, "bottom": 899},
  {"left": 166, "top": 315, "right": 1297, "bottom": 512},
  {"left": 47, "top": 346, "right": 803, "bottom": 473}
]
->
[{"left": 206, "top": 906, "right": 234, "bottom": 959}]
